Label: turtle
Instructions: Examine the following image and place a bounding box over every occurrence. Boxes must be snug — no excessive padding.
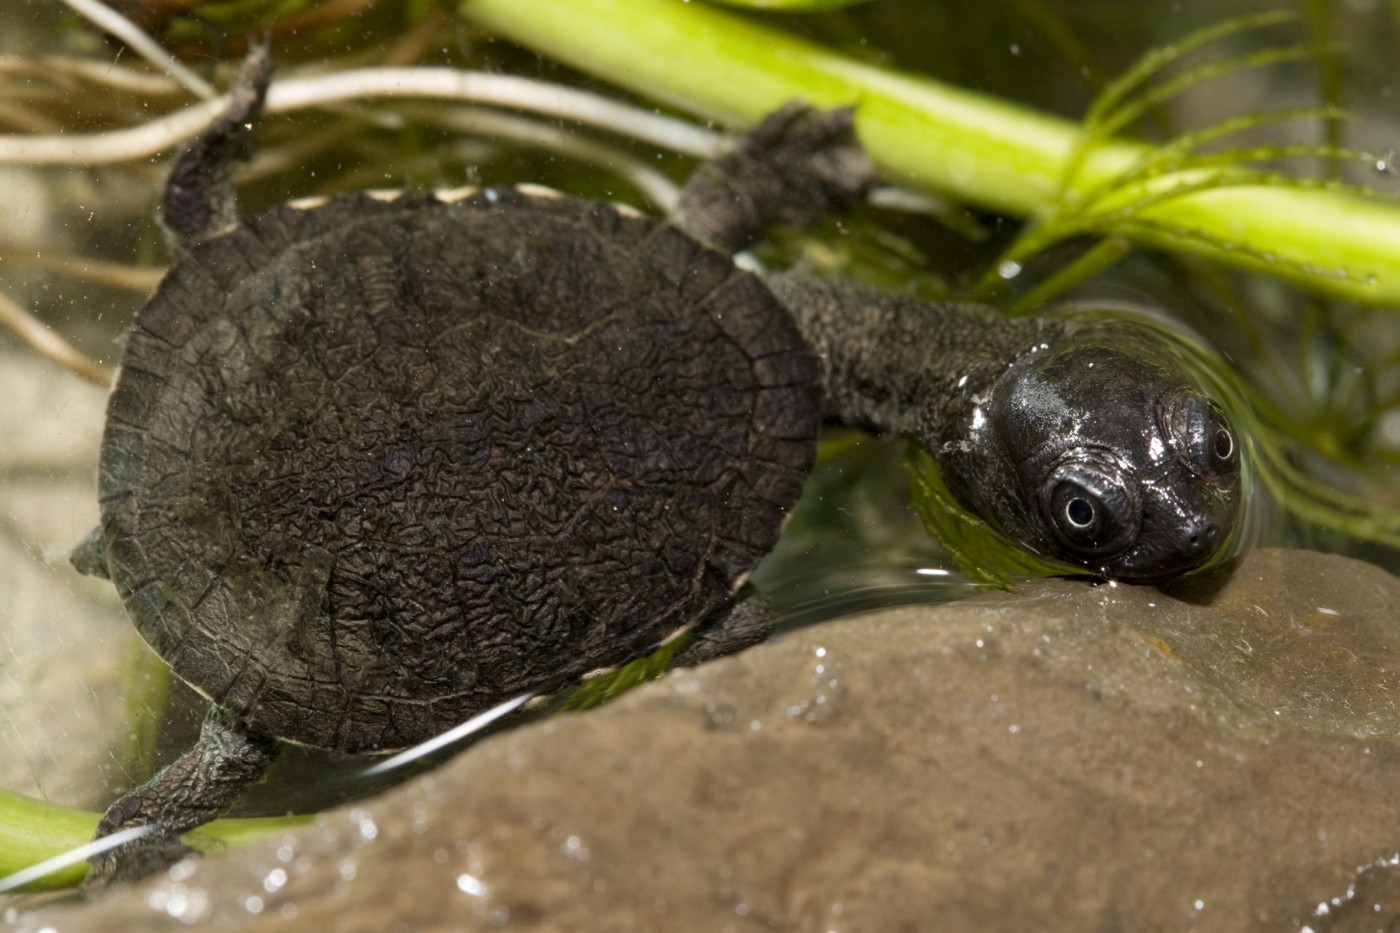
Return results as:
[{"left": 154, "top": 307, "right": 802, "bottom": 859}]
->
[{"left": 72, "top": 46, "right": 1242, "bottom": 889}]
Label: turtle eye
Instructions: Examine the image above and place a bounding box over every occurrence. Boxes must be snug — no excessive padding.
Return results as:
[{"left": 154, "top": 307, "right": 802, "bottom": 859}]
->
[
  {"left": 1052, "top": 483, "right": 1102, "bottom": 540},
  {"left": 1207, "top": 407, "right": 1237, "bottom": 473},
  {"left": 1062, "top": 492, "right": 1095, "bottom": 529},
  {"left": 1159, "top": 390, "right": 1239, "bottom": 480},
  {"left": 1039, "top": 456, "right": 1141, "bottom": 558}
]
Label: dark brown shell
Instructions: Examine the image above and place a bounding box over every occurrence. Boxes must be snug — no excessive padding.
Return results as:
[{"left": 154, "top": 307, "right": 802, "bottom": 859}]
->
[{"left": 96, "top": 188, "right": 820, "bottom": 753}]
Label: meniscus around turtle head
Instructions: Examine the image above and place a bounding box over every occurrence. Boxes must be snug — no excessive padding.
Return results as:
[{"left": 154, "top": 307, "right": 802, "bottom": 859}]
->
[{"left": 949, "top": 336, "right": 1242, "bottom": 582}]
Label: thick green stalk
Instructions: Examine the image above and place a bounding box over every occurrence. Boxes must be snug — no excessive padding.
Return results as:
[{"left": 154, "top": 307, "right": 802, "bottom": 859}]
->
[
  {"left": 0, "top": 788, "right": 306, "bottom": 892},
  {"left": 0, "top": 790, "right": 93, "bottom": 890},
  {"left": 459, "top": 0, "right": 1400, "bottom": 305}
]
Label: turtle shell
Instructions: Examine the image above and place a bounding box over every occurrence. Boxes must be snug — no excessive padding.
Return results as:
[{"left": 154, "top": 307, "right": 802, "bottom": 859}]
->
[{"left": 96, "top": 188, "right": 821, "bottom": 753}]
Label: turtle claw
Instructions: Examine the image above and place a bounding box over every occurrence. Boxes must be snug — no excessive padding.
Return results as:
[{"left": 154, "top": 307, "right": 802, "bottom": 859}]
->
[
  {"left": 676, "top": 102, "right": 876, "bottom": 253},
  {"left": 82, "top": 832, "right": 195, "bottom": 895}
]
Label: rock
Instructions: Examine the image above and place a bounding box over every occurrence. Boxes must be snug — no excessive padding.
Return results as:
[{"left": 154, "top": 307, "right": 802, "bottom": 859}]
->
[{"left": 10, "top": 547, "right": 1400, "bottom": 931}]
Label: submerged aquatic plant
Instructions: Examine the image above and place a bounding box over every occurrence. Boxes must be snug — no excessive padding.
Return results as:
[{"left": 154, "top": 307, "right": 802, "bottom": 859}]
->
[
  {"left": 459, "top": 0, "right": 1400, "bottom": 305},
  {"left": 972, "top": 11, "right": 1394, "bottom": 314}
]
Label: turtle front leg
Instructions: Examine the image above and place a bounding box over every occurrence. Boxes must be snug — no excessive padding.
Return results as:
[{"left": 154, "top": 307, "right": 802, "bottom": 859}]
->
[
  {"left": 162, "top": 43, "right": 272, "bottom": 247},
  {"left": 675, "top": 103, "right": 875, "bottom": 253},
  {"left": 84, "top": 709, "right": 279, "bottom": 893}
]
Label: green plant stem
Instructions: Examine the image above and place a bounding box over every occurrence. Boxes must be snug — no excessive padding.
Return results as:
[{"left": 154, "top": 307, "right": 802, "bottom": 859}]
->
[
  {"left": 1003, "top": 236, "right": 1133, "bottom": 315},
  {"left": 459, "top": 0, "right": 1400, "bottom": 305},
  {"left": 0, "top": 790, "right": 93, "bottom": 891},
  {"left": 0, "top": 788, "right": 307, "bottom": 892}
]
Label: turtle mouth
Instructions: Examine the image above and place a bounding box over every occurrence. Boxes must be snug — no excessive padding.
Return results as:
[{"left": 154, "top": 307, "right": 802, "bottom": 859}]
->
[{"left": 1091, "top": 504, "right": 1233, "bottom": 583}]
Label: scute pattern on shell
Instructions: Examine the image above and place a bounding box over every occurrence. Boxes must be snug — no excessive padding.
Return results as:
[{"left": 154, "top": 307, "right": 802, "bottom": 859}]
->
[{"left": 97, "top": 189, "right": 821, "bottom": 752}]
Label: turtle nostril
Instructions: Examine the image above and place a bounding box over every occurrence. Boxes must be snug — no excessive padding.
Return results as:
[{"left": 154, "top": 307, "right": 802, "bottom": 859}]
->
[{"left": 1187, "top": 523, "right": 1219, "bottom": 552}]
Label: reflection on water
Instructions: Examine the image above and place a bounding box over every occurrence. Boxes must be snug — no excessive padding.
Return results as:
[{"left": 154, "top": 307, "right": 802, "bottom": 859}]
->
[
  {"left": 769, "top": 560, "right": 986, "bottom": 633},
  {"left": 1302, "top": 852, "right": 1400, "bottom": 931},
  {"left": 758, "top": 432, "right": 985, "bottom": 630}
]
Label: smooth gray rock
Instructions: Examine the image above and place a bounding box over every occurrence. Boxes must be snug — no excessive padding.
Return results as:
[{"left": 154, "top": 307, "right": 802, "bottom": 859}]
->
[{"left": 11, "top": 547, "right": 1400, "bottom": 931}]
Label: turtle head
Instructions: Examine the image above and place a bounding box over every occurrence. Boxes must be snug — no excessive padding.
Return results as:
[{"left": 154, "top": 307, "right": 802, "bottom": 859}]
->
[{"left": 943, "top": 338, "right": 1242, "bottom": 582}]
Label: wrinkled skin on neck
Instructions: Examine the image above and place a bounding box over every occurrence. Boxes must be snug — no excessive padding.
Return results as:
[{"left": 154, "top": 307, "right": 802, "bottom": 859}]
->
[{"left": 934, "top": 333, "right": 1240, "bottom": 581}]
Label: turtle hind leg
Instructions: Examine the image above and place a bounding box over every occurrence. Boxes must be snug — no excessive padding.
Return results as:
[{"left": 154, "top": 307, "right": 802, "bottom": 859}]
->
[
  {"left": 83, "top": 709, "right": 278, "bottom": 893},
  {"left": 671, "top": 586, "right": 776, "bottom": 668},
  {"left": 675, "top": 103, "right": 876, "bottom": 254},
  {"left": 162, "top": 43, "right": 272, "bottom": 248}
]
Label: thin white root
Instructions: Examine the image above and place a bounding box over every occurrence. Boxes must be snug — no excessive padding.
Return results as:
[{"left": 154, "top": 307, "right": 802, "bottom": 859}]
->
[
  {"left": 431, "top": 106, "right": 682, "bottom": 210},
  {"left": 58, "top": 0, "right": 217, "bottom": 99},
  {"left": 0, "top": 251, "right": 165, "bottom": 293},
  {"left": 0, "top": 287, "right": 114, "bottom": 387},
  {"left": 0, "top": 68, "right": 728, "bottom": 166}
]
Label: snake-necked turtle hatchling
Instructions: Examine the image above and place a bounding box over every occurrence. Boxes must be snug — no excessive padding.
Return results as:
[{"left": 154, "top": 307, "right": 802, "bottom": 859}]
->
[{"left": 73, "top": 48, "right": 1242, "bottom": 888}]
